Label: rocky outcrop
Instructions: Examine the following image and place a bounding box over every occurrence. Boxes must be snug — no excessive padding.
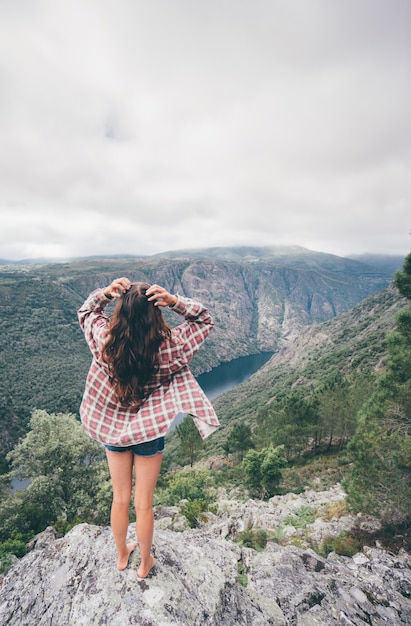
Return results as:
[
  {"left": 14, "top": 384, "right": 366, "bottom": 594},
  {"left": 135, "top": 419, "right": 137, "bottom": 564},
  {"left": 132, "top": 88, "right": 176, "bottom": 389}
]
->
[{"left": 1, "top": 487, "right": 410, "bottom": 625}]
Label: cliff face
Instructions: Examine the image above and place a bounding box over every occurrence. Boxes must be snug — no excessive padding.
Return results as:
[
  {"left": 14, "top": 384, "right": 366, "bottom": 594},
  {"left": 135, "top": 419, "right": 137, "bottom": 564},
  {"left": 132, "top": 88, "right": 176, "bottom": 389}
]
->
[{"left": 1, "top": 486, "right": 410, "bottom": 625}]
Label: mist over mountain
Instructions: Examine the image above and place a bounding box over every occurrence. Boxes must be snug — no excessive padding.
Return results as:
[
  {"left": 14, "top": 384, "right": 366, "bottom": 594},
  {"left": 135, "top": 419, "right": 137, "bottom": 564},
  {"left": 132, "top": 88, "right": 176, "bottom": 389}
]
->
[
  {"left": 0, "top": 244, "right": 404, "bottom": 277},
  {"left": 348, "top": 253, "right": 405, "bottom": 275}
]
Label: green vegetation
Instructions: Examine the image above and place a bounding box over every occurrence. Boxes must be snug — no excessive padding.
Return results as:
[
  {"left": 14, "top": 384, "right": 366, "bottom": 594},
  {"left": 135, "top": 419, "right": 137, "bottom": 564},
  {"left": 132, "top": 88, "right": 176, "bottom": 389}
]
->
[
  {"left": 236, "top": 560, "right": 249, "bottom": 587},
  {"left": 283, "top": 506, "right": 316, "bottom": 529},
  {"left": 208, "top": 287, "right": 406, "bottom": 458},
  {"left": 279, "top": 452, "right": 351, "bottom": 494},
  {"left": 155, "top": 467, "right": 217, "bottom": 528},
  {"left": 235, "top": 524, "right": 268, "bottom": 551},
  {"left": 0, "top": 410, "right": 111, "bottom": 572},
  {"left": 250, "top": 371, "right": 374, "bottom": 466},
  {"left": 223, "top": 421, "right": 254, "bottom": 460},
  {"left": 344, "top": 253, "right": 411, "bottom": 523},
  {"left": 243, "top": 445, "right": 287, "bottom": 498},
  {"left": 317, "top": 532, "right": 363, "bottom": 558},
  {"left": 176, "top": 415, "right": 204, "bottom": 467},
  {"left": 157, "top": 467, "right": 211, "bottom": 505},
  {"left": 179, "top": 499, "right": 213, "bottom": 528}
]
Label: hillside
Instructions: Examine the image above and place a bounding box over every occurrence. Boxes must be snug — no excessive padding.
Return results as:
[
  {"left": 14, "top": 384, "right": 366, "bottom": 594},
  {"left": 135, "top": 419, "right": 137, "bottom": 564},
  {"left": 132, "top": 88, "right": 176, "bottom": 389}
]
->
[
  {"left": 0, "top": 247, "right": 394, "bottom": 454},
  {"left": 205, "top": 285, "right": 407, "bottom": 453}
]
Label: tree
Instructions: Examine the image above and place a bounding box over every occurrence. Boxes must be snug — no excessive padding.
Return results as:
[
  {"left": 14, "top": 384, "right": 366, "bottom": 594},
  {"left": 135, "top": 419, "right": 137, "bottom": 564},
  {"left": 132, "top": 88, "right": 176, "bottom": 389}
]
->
[
  {"left": 394, "top": 252, "right": 411, "bottom": 299},
  {"left": 315, "top": 373, "right": 372, "bottom": 451},
  {"left": 243, "top": 444, "right": 287, "bottom": 498},
  {"left": 256, "top": 394, "right": 319, "bottom": 459},
  {"left": 1, "top": 409, "right": 111, "bottom": 544},
  {"left": 176, "top": 415, "right": 204, "bottom": 467},
  {"left": 344, "top": 252, "right": 411, "bottom": 522},
  {"left": 223, "top": 421, "right": 254, "bottom": 460}
]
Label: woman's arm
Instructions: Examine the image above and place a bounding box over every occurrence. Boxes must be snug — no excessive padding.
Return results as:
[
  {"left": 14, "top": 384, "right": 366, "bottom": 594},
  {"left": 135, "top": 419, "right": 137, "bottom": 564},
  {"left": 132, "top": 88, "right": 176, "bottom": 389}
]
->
[
  {"left": 78, "top": 276, "right": 130, "bottom": 360},
  {"left": 158, "top": 294, "right": 215, "bottom": 374},
  {"left": 77, "top": 289, "right": 112, "bottom": 360}
]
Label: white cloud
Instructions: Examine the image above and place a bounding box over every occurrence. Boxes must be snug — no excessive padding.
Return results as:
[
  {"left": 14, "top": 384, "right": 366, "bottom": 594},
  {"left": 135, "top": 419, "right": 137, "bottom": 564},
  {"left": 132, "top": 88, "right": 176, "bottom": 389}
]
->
[{"left": 0, "top": 0, "right": 410, "bottom": 260}]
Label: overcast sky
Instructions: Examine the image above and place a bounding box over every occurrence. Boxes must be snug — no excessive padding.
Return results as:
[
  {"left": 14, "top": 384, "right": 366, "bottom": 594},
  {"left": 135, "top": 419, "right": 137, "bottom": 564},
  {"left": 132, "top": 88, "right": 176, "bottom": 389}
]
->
[{"left": 0, "top": 0, "right": 410, "bottom": 261}]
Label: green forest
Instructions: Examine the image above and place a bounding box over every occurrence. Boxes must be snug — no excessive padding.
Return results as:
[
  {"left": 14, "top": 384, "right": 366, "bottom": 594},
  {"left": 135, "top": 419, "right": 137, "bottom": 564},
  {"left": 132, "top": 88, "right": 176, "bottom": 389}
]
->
[{"left": 0, "top": 253, "right": 410, "bottom": 572}]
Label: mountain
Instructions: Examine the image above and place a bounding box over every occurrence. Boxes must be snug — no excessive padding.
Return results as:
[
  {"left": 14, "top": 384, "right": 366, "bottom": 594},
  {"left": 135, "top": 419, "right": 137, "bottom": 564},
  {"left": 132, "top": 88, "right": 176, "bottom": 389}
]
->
[
  {"left": 0, "top": 254, "right": 146, "bottom": 266},
  {"left": 1, "top": 245, "right": 405, "bottom": 276},
  {"left": 0, "top": 247, "right": 395, "bottom": 454},
  {"left": 155, "top": 245, "right": 402, "bottom": 272},
  {"left": 348, "top": 253, "right": 405, "bottom": 276}
]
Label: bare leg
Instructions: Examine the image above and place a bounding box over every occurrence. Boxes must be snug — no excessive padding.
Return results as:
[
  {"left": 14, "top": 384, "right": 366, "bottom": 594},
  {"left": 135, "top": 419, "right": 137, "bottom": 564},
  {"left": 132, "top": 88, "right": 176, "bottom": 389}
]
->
[
  {"left": 105, "top": 450, "right": 137, "bottom": 570},
  {"left": 134, "top": 452, "right": 163, "bottom": 578}
]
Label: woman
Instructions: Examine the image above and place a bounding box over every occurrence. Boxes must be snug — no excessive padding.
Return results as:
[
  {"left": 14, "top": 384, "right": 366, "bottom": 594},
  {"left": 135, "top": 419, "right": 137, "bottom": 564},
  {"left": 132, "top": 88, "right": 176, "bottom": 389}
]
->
[{"left": 78, "top": 277, "right": 220, "bottom": 578}]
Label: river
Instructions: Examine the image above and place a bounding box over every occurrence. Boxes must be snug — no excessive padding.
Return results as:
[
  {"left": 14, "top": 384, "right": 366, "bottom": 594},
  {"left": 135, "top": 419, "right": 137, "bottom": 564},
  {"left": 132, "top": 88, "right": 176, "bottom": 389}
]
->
[
  {"left": 196, "top": 351, "right": 274, "bottom": 400},
  {"left": 169, "top": 351, "right": 273, "bottom": 430}
]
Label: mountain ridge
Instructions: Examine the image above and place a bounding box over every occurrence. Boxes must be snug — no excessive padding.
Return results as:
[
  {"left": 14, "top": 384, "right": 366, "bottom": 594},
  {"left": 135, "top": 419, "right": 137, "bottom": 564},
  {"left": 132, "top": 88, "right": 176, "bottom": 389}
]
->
[{"left": 0, "top": 245, "right": 404, "bottom": 277}]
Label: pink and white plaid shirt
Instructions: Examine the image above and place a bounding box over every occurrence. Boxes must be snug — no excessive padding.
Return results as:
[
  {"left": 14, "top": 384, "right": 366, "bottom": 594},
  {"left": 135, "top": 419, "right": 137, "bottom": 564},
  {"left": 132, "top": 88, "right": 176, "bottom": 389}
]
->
[{"left": 78, "top": 289, "right": 220, "bottom": 446}]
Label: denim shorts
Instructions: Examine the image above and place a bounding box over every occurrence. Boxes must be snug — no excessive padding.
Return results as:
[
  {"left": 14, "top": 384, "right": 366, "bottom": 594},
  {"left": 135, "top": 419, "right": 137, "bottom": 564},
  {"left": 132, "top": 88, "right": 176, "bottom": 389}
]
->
[{"left": 104, "top": 436, "right": 165, "bottom": 457}]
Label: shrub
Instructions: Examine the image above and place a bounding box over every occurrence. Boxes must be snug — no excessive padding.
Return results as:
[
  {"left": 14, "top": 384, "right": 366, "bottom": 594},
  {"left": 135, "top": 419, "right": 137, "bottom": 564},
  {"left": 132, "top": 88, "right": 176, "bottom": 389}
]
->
[
  {"left": 159, "top": 469, "right": 210, "bottom": 506},
  {"left": 270, "top": 525, "right": 286, "bottom": 545},
  {"left": 0, "top": 530, "right": 28, "bottom": 559},
  {"left": 322, "top": 500, "right": 347, "bottom": 521},
  {"left": 179, "top": 499, "right": 213, "bottom": 528},
  {"left": 236, "top": 524, "right": 268, "bottom": 551},
  {"left": 243, "top": 445, "right": 287, "bottom": 498},
  {"left": 237, "top": 560, "right": 248, "bottom": 587},
  {"left": 0, "top": 549, "right": 15, "bottom": 574},
  {"left": 283, "top": 506, "right": 316, "bottom": 529},
  {"left": 318, "top": 531, "right": 362, "bottom": 557}
]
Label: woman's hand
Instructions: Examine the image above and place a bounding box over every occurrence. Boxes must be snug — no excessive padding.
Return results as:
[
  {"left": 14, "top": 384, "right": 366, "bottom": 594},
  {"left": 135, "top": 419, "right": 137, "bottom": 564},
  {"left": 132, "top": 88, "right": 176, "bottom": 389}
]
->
[
  {"left": 104, "top": 277, "right": 131, "bottom": 299},
  {"left": 146, "top": 284, "right": 178, "bottom": 307}
]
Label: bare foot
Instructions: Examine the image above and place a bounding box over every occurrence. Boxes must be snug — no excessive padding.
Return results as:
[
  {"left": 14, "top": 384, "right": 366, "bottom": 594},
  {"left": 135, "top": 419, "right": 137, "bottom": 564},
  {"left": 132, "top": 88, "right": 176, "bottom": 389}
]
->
[
  {"left": 137, "top": 554, "right": 156, "bottom": 579},
  {"left": 117, "top": 542, "right": 137, "bottom": 571}
]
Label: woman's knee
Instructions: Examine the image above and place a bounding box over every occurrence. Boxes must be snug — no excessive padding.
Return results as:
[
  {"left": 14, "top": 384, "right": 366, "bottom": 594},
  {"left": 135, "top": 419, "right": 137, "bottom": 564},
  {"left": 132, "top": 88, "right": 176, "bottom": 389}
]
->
[
  {"left": 134, "top": 494, "right": 153, "bottom": 513},
  {"left": 111, "top": 482, "right": 133, "bottom": 507},
  {"left": 112, "top": 494, "right": 132, "bottom": 508}
]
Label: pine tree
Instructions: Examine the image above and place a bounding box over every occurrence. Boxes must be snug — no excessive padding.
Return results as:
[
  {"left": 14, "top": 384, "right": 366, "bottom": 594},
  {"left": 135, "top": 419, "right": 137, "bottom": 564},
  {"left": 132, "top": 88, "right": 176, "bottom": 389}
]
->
[
  {"left": 344, "top": 253, "right": 411, "bottom": 522},
  {"left": 223, "top": 421, "right": 254, "bottom": 460},
  {"left": 176, "top": 415, "right": 204, "bottom": 467}
]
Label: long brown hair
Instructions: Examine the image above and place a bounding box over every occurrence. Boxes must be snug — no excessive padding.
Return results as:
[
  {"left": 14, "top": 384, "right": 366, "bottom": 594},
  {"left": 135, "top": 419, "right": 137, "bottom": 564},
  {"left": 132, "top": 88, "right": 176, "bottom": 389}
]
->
[{"left": 102, "top": 282, "right": 171, "bottom": 404}]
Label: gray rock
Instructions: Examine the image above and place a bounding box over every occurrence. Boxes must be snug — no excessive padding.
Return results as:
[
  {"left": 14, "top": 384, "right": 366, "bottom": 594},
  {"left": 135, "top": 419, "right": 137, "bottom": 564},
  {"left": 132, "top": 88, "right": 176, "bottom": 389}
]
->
[
  {"left": 1, "top": 520, "right": 410, "bottom": 626},
  {"left": 0, "top": 523, "right": 284, "bottom": 626}
]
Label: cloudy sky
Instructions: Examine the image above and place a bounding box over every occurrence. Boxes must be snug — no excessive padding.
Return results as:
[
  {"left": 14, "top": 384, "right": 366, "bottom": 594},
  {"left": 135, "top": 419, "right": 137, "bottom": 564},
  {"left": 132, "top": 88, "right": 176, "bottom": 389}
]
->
[{"left": 0, "top": 0, "right": 410, "bottom": 261}]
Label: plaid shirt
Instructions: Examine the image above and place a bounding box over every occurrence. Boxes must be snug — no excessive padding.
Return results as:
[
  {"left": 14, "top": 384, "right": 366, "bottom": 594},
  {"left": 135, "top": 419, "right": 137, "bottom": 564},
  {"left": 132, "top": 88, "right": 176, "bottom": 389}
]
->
[{"left": 78, "top": 289, "right": 220, "bottom": 446}]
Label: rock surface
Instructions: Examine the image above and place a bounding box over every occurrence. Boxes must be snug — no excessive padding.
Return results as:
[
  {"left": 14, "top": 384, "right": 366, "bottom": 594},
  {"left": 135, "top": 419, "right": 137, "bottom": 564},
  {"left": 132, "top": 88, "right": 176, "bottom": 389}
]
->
[{"left": 1, "top": 493, "right": 410, "bottom": 626}]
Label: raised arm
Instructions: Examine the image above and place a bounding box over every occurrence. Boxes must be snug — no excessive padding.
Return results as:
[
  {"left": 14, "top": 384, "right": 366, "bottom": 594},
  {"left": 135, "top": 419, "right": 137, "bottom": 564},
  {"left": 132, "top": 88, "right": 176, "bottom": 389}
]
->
[{"left": 159, "top": 293, "right": 215, "bottom": 373}]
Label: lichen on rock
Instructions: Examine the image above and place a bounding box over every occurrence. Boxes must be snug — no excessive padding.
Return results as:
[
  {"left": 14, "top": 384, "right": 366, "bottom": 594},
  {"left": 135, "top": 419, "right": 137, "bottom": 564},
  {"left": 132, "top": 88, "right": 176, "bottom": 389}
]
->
[{"left": 0, "top": 512, "right": 410, "bottom": 625}]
